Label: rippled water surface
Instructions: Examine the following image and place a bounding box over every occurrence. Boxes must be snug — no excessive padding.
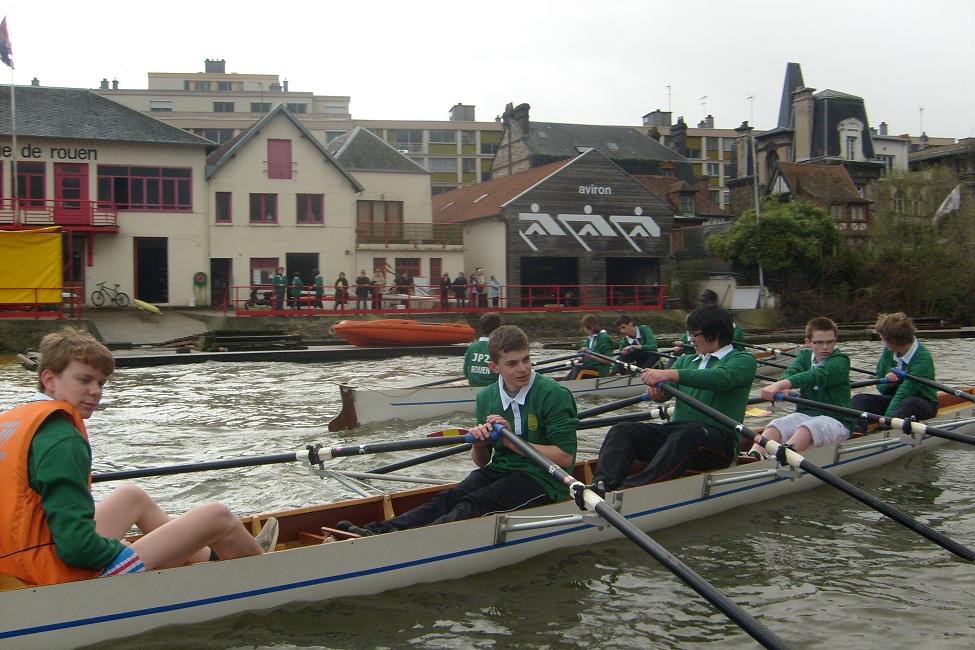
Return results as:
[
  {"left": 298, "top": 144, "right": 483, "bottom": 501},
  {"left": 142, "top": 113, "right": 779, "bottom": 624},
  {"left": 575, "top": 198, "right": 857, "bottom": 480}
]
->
[{"left": 2, "top": 339, "right": 974, "bottom": 649}]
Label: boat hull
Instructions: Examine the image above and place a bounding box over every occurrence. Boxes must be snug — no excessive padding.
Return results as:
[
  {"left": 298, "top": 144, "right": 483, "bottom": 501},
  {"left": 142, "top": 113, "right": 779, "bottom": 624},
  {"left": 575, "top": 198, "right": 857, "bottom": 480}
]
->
[
  {"left": 4, "top": 396, "right": 975, "bottom": 648},
  {"left": 328, "top": 373, "right": 648, "bottom": 431},
  {"left": 331, "top": 319, "right": 475, "bottom": 347}
]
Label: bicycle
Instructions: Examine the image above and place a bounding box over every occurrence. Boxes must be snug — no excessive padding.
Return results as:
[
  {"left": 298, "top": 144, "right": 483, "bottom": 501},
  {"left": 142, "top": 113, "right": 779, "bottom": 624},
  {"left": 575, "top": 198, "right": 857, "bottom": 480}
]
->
[{"left": 90, "top": 281, "right": 131, "bottom": 307}]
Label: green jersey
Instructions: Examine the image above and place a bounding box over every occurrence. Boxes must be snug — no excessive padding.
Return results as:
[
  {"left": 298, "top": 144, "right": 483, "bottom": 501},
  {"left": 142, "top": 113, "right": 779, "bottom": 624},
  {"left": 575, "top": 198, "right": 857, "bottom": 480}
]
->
[
  {"left": 617, "top": 323, "right": 658, "bottom": 353},
  {"left": 464, "top": 337, "right": 497, "bottom": 387},
  {"left": 782, "top": 347, "right": 853, "bottom": 430},
  {"left": 672, "top": 347, "right": 757, "bottom": 452},
  {"left": 875, "top": 340, "right": 937, "bottom": 414},
  {"left": 578, "top": 330, "right": 614, "bottom": 375},
  {"left": 475, "top": 373, "right": 578, "bottom": 501},
  {"left": 272, "top": 273, "right": 287, "bottom": 297}
]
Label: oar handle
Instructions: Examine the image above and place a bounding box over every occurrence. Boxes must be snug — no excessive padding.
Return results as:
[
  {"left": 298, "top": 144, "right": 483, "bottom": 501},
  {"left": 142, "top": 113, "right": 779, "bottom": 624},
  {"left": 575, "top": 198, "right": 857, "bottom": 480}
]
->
[
  {"left": 490, "top": 422, "right": 791, "bottom": 649},
  {"left": 891, "top": 369, "right": 975, "bottom": 404}
]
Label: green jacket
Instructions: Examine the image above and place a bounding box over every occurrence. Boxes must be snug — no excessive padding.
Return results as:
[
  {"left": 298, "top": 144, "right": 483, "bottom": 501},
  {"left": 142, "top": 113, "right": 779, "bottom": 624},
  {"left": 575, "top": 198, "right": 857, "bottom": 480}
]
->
[
  {"left": 464, "top": 337, "right": 498, "bottom": 387},
  {"left": 875, "top": 341, "right": 938, "bottom": 414},
  {"left": 272, "top": 273, "right": 287, "bottom": 296},
  {"left": 29, "top": 415, "right": 122, "bottom": 570},
  {"left": 475, "top": 373, "right": 578, "bottom": 501},
  {"left": 578, "top": 330, "right": 614, "bottom": 375},
  {"left": 289, "top": 277, "right": 303, "bottom": 297},
  {"left": 782, "top": 348, "right": 852, "bottom": 430},
  {"left": 618, "top": 324, "right": 658, "bottom": 353},
  {"left": 672, "top": 347, "right": 757, "bottom": 453}
]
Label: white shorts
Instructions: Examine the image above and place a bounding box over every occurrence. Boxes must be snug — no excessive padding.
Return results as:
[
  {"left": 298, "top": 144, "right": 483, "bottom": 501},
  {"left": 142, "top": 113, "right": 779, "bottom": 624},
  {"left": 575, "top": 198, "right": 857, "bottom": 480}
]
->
[{"left": 767, "top": 411, "right": 849, "bottom": 447}]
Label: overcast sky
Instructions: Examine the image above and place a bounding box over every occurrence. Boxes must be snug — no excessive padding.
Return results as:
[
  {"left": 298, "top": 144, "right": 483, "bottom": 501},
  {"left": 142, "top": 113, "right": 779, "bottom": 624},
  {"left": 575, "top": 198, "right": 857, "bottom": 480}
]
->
[{"left": 8, "top": 0, "right": 974, "bottom": 138}]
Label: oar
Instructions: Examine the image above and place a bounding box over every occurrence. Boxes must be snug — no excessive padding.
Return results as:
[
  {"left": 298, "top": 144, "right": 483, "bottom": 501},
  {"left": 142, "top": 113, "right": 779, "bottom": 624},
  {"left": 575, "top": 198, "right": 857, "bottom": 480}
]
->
[
  {"left": 653, "top": 382, "right": 975, "bottom": 561},
  {"left": 93, "top": 429, "right": 486, "bottom": 483},
  {"left": 368, "top": 443, "right": 472, "bottom": 474},
  {"left": 740, "top": 342, "right": 879, "bottom": 376},
  {"left": 774, "top": 392, "right": 975, "bottom": 446},
  {"left": 490, "top": 422, "right": 791, "bottom": 650},
  {"left": 891, "top": 368, "right": 975, "bottom": 404},
  {"left": 412, "top": 352, "right": 586, "bottom": 388},
  {"left": 850, "top": 378, "right": 890, "bottom": 389}
]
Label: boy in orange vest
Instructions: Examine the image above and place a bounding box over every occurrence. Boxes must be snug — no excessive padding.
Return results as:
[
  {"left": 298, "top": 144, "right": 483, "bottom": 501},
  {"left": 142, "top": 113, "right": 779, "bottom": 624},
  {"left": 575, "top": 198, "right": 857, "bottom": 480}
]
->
[{"left": 0, "top": 328, "right": 277, "bottom": 586}]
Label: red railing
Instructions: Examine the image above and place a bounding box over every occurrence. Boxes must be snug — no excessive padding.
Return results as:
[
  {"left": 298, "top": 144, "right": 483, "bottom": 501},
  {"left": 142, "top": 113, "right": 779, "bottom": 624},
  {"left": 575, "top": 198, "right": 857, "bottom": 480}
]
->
[
  {"left": 0, "top": 286, "right": 84, "bottom": 319},
  {"left": 0, "top": 199, "right": 118, "bottom": 228},
  {"left": 230, "top": 283, "right": 666, "bottom": 316},
  {"left": 355, "top": 222, "right": 463, "bottom": 248}
]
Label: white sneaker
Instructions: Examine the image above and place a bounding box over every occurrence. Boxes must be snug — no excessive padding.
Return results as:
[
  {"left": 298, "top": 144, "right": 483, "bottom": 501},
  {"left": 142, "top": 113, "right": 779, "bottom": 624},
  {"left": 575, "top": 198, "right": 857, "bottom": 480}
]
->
[{"left": 255, "top": 517, "right": 279, "bottom": 553}]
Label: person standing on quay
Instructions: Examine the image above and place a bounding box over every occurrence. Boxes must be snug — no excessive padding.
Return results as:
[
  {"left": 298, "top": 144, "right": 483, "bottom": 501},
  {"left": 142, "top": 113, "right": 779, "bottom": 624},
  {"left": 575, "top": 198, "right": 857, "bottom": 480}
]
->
[
  {"left": 439, "top": 272, "right": 452, "bottom": 310},
  {"left": 272, "top": 267, "right": 287, "bottom": 311},
  {"left": 289, "top": 271, "right": 303, "bottom": 310},
  {"left": 334, "top": 272, "right": 349, "bottom": 310},
  {"left": 313, "top": 269, "right": 324, "bottom": 309},
  {"left": 355, "top": 270, "right": 371, "bottom": 310},
  {"left": 488, "top": 275, "right": 502, "bottom": 308}
]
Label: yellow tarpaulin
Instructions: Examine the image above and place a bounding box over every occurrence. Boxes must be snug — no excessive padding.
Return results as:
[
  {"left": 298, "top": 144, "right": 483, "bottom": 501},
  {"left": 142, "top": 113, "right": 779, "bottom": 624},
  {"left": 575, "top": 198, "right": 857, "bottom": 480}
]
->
[{"left": 0, "top": 227, "right": 62, "bottom": 304}]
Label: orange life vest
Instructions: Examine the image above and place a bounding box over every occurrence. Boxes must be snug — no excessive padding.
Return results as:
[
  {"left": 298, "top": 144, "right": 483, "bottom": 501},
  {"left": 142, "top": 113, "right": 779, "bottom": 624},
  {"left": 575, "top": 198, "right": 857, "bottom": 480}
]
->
[{"left": 0, "top": 400, "right": 101, "bottom": 586}]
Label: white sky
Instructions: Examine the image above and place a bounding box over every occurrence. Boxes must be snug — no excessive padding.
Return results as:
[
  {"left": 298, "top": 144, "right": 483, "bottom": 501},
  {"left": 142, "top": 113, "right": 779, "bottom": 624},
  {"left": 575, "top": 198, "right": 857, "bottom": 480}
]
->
[{"left": 9, "top": 0, "right": 974, "bottom": 138}]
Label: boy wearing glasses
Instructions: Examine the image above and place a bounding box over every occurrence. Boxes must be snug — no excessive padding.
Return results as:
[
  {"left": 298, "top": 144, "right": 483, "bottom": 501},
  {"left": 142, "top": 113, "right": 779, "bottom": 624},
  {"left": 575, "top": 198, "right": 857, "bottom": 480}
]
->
[
  {"left": 593, "top": 306, "right": 756, "bottom": 489},
  {"left": 747, "top": 317, "right": 851, "bottom": 456},
  {"left": 850, "top": 312, "right": 937, "bottom": 432}
]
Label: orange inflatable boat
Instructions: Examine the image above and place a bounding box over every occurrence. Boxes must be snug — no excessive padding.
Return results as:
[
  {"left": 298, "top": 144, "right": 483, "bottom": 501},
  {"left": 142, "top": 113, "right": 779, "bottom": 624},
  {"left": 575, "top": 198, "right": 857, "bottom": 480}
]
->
[{"left": 331, "top": 319, "right": 475, "bottom": 347}]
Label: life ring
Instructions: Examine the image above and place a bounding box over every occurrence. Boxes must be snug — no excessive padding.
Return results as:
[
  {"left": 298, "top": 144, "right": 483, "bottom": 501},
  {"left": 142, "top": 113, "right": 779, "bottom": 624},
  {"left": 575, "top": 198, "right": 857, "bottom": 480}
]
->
[{"left": 193, "top": 271, "right": 208, "bottom": 287}]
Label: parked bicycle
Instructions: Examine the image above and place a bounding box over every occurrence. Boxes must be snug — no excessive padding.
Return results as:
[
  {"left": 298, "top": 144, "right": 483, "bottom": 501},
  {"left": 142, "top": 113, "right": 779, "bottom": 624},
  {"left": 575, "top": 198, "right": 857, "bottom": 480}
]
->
[{"left": 90, "top": 281, "right": 131, "bottom": 307}]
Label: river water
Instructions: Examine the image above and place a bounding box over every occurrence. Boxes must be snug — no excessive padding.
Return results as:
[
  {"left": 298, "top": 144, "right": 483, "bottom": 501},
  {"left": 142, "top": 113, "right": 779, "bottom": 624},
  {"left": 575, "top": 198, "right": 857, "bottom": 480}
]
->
[{"left": 2, "top": 339, "right": 974, "bottom": 649}]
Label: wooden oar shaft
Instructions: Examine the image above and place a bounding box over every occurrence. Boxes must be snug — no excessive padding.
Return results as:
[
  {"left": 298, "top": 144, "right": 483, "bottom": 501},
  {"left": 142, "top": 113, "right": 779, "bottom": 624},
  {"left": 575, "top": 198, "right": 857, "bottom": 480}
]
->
[
  {"left": 778, "top": 393, "right": 975, "bottom": 446},
  {"left": 93, "top": 451, "right": 305, "bottom": 483},
  {"left": 658, "top": 383, "right": 975, "bottom": 561},
  {"left": 493, "top": 424, "right": 791, "bottom": 649},
  {"left": 892, "top": 370, "right": 975, "bottom": 404}
]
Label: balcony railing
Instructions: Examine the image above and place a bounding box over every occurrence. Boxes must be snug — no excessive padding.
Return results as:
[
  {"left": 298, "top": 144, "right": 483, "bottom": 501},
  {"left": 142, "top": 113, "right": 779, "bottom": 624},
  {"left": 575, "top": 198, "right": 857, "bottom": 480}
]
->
[
  {"left": 355, "top": 222, "right": 463, "bottom": 248},
  {"left": 230, "top": 282, "right": 666, "bottom": 316},
  {"left": 0, "top": 286, "right": 84, "bottom": 319},
  {"left": 0, "top": 198, "right": 118, "bottom": 228}
]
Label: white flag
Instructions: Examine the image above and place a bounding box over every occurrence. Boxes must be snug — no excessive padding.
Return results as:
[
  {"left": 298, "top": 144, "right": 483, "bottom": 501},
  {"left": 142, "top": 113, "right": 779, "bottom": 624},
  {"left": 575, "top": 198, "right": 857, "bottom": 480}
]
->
[{"left": 933, "top": 184, "right": 961, "bottom": 224}]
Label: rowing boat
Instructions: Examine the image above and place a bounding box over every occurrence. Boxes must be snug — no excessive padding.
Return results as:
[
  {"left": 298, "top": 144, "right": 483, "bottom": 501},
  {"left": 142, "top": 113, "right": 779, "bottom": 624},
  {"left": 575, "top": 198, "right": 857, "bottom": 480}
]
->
[
  {"left": 3, "top": 390, "right": 973, "bottom": 648},
  {"left": 331, "top": 319, "right": 475, "bottom": 347},
  {"left": 328, "top": 372, "right": 647, "bottom": 431}
]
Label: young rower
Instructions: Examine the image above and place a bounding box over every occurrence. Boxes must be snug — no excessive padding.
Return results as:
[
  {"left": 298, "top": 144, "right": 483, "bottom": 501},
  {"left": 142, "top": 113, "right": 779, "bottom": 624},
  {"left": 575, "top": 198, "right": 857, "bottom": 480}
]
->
[
  {"left": 671, "top": 289, "right": 745, "bottom": 359},
  {"left": 614, "top": 313, "right": 660, "bottom": 370},
  {"left": 593, "top": 306, "right": 756, "bottom": 489},
  {"left": 464, "top": 312, "right": 502, "bottom": 386},
  {"left": 566, "top": 313, "right": 613, "bottom": 380},
  {"left": 747, "top": 317, "right": 851, "bottom": 456},
  {"left": 851, "top": 312, "right": 938, "bottom": 431},
  {"left": 339, "top": 325, "right": 578, "bottom": 535},
  {"left": 0, "top": 329, "right": 277, "bottom": 587}
]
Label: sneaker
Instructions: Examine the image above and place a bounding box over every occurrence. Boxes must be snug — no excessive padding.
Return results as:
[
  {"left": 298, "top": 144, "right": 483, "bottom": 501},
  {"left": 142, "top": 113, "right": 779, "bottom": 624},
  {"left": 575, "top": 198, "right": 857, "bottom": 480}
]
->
[{"left": 255, "top": 517, "right": 279, "bottom": 553}]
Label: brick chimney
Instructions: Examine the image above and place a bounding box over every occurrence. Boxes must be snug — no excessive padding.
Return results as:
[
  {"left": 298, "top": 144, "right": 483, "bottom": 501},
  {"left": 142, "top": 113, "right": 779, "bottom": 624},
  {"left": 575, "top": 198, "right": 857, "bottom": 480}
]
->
[
  {"left": 99, "top": 78, "right": 109, "bottom": 90},
  {"left": 791, "top": 86, "right": 816, "bottom": 162},
  {"left": 670, "top": 117, "right": 688, "bottom": 157},
  {"left": 503, "top": 102, "right": 531, "bottom": 134},
  {"left": 111, "top": 78, "right": 119, "bottom": 90},
  {"left": 734, "top": 121, "right": 753, "bottom": 180},
  {"left": 204, "top": 59, "right": 226, "bottom": 73}
]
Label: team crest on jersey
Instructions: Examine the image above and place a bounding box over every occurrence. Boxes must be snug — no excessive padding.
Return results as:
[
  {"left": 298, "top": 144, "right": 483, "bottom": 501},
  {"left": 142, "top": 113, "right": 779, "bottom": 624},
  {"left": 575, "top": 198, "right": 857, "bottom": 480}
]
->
[{"left": 527, "top": 413, "right": 538, "bottom": 432}]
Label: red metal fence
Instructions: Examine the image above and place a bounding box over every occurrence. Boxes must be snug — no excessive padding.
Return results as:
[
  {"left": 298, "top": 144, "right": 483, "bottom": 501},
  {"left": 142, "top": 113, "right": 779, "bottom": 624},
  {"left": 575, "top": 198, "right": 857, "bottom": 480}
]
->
[
  {"left": 230, "top": 283, "right": 666, "bottom": 316},
  {"left": 0, "top": 287, "right": 83, "bottom": 319}
]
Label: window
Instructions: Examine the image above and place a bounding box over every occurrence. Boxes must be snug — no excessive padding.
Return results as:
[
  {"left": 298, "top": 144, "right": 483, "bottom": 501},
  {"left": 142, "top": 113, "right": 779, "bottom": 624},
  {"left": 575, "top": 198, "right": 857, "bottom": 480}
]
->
[
  {"left": 678, "top": 194, "right": 695, "bottom": 214},
  {"left": 213, "top": 102, "right": 235, "bottom": 113},
  {"left": 285, "top": 103, "right": 307, "bottom": 114},
  {"left": 429, "top": 130, "right": 456, "bottom": 144},
  {"left": 480, "top": 142, "right": 499, "bottom": 155},
  {"left": 250, "top": 102, "right": 271, "bottom": 113},
  {"left": 215, "top": 192, "right": 232, "bottom": 223},
  {"left": 216, "top": 81, "right": 234, "bottom": 92},
  {"left": 249, "top": 193, "right": 278, "bottom": 223},
  {"left": 706, "top": 162, "right": 720, "bottom": 176},
  {"left": 846, "top": 136, "right": 857, "bottom": 161},
  {"left": 250, "top": 258, "right": 279, "bottom": 285},
  {"left": 325, "top": 130, "right": 346, "bottom": 143},
  {"left": 877, "top": 154, "right": 895, "bottom": 174},
  {"left": 830, "top": 205, "right": 844, "bottom": 219},
  {"left": 196, "top": 128, "right": 235, "bottom": 144},
  {"left": 296, "top": 194, "right": 323, "bottom": 224},
  {"left": 724, "top": 138, "right": 735, "bottom": 152},
  {"left": 461, "top": 131, "right": 476, "bottom": 145},
  {"left": 706, "top": 137, "right": 719, "bottom": 152},
  {"left": 429, "top": 158, "right": 457, "bottom": 173},
  {"left": 395, "top": 258, "right": 421, "bottom": 279},
  {"left": 710, "top": 190, "right": 721, "bottom": 205},
  {"left": 97, "top": 166, "right": 192, "bottom": 211},
  {"left": 392, "top": 130, "right": 423, "bottom": 153},
  {"left": 193, "top": 80, "right": 210, "bottom": 91},
  {"left": 462, "top": 158, "right": 477, "bottom": 174},
  {"left": 357, "top": 200, "right": 404, "bottom": 242},
  {"left": 149, "top": 100, "right": 172, "bottom": 112},
  {"left": 894, "top": 191, "right": 906, "bottom": 214},
  {"left": 267, "top": 139, "right": 293, "bottom": 179},
  {"left": 686, "top": 148, "right": 701, "bottom": 158},
  {"left": 16, "top": 162, "right": 45, "bottom": 208}
]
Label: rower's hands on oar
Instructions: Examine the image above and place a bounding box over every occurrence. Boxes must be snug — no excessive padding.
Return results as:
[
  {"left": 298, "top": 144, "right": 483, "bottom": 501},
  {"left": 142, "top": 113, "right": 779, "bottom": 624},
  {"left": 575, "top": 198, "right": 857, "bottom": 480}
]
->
[
  {"left": 642, "top": 367, "right": 678, "bottom": 401},
  {"left": 470, "top": 415, "right": 513, "bottom": 447},
  {"left": 884, "top": 370, "right": 901, "bottom": 383},
  {"left": 761, "top": 379, "right": 794, "bottom": 402}
]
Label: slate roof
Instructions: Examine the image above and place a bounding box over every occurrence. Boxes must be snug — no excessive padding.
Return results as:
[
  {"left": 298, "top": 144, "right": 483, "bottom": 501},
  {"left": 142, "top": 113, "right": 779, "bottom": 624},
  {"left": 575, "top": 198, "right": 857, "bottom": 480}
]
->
[
  {"left": 632, "top": 175, "right": 729, "bottom": 218},
  {"left": 774, "top": 162, "right": 869, "bottom": 204},
  {"left": 325, "top": 126, "right": 428, "bottom": 173},
  {"left": 909, "top": 137, "right": 975, "bottom": 163},
  {"left": 432, "top": 158, "right": 574, "bottom": 224},
  {"left": 205, "top": 104, "right": 363, "bottom": 191},
  {"left": 0, "top": 85, "right": 212, "bottom": 146},
  {"left": 777, "top": 62, "right": 805, "bottom": 128},
  {"left": 521, "top": 122, "right": 688, "bottom": 164}
]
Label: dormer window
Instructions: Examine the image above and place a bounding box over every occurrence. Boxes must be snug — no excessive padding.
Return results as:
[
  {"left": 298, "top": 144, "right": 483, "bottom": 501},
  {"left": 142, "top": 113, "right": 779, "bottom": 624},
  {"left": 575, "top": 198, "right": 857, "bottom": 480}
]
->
[
  {"left": 837, "top": 118, "right": 863, "bottom": 162},
  {"left": 679, "top": 194, "right": 696, "bottom": 214}
]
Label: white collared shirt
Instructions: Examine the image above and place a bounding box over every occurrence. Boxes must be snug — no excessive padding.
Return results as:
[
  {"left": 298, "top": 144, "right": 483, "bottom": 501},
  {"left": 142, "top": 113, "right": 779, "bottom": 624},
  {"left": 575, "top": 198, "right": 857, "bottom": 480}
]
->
[
  {"left": 893, "top": 339, "right": 919, "bottom": 369},
  {"left": 499, "top": 370, "right": 537, "bottom": 437},
  {"left": 624, "top": 327, "right": 643, "bottom": 346},
  {"left": 587, "top": 329, "right": 607, "bottom": 349},
  {"left": 694, "top": 343, "right": 734, "bottom": 369},
  {"left": 30, "top": 392, "right": 53, "bottom": 402}
]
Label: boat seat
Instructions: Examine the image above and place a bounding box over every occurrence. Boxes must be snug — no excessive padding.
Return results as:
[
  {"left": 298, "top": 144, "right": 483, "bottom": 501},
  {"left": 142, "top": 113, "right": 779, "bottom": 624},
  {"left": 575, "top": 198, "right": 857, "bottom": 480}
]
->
[{"left": 0, "top": 573, "right": 27, "bottom": 592}]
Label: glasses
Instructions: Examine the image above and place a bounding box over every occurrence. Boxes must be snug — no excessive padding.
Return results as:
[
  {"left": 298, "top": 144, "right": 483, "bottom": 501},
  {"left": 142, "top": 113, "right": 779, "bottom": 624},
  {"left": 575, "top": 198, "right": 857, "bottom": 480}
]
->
[
  {"left": 810, "top": 339, "right": 836, "bottom": 346},
  {"left": 686, "top": 331, "right": 703, "bottom": 339}
]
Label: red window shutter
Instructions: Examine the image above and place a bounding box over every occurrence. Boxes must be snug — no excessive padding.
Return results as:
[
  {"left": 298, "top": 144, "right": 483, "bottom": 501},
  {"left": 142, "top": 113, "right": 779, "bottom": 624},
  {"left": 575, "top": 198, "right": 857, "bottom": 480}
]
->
[{"left": 267, "top": 139, "right": 293, "bottom": 179}]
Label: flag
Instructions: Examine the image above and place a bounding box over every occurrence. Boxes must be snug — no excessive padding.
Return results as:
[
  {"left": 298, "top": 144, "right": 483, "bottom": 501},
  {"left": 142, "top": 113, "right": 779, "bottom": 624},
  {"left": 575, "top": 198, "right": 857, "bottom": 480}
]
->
[
  {"left": 0, "top": 17, "right": 12, "bottom": 69},
  {"left": 933, "top": 184, "right": 961, "bottom": 225}
]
